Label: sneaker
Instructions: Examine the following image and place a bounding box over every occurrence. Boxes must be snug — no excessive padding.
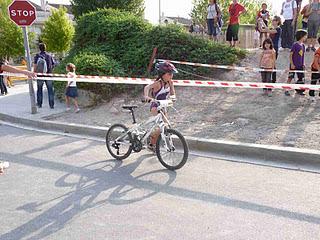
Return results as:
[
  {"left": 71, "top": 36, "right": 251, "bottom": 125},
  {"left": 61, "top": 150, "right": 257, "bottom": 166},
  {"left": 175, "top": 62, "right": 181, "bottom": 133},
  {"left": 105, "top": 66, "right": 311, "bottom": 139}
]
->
[
  {"left": 284, "top": 91, "right": 291, "bottom": 96},
  {"left": 75, "top": 108, "right": 80, "bottom": 113},
  {"left": 50, "top": 106, "right": 54, "bottom": 109},
  {"left": 66, "top": 107, "right": 71, "bottom": 111},
  {"left": 37, "top": 104, "right": 42, "bottom": 108},
  {"left": 0, "top": 161, "right": 9, "bottom": 174},
  {"left": 0, "top": 161, "right": 9, "bottom": 169}
]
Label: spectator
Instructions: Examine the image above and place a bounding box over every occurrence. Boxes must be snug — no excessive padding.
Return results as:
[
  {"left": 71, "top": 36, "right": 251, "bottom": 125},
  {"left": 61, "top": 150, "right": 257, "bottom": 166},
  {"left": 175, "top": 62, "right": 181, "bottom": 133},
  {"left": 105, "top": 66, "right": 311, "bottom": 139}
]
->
[
  {"left": 259, "top": 38, "right": 276, "bottom": 97},
  {"left": 207, "top": 0, "right": 221, "bottom": 41},
  {"left": 257, "top": 3, "right": 270, "bottom": 48},
  {"left": 256, "top": 17, "right": 268, "bottom": 48},
  {"left": 0, "top": 60, "right": 8, "bottom": 95},
  {"left": 285, "top": 30, "right": 308, "bottom": 96},
  {"left": 266, "top": 16, "right": 282, "bottom": 82},
  {"left": 294, "top": 0, "right": 304, "bottom": 32},
  {"left": 0, "top": 72, "right": 7, "bottom": 96},
  {"left": 301, "top": 0, "right": 313, "bottom": 30},
  {"left": 194, "top": 24, "right": 200, "bottom": 34},
  {"left": 281, "top": 0, "right": 298, "bottom": 49},
  {"left": 189, "top": 23, "right": 194, "bottom": 33},
  {"left": 65, "top": 63, "right": 80, "bottom": 113},
  {"left": 309, "top": 36, "right": 320, "bottom": 101},
  {"left": 34, "top": 43, "right": 55, "bottom": 109},
  {"left": 305, "top": 0, "right": 320, "bottom": 52},
  {"left": 226, "top": 0, "right": 246, "bottom": 47}
]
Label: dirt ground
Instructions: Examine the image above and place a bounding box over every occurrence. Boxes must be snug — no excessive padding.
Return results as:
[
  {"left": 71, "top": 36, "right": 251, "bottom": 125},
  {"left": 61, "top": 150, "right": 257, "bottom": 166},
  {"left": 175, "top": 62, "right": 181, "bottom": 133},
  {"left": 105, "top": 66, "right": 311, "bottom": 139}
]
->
[{"left": 46, "top": 49, "right": 320, "bottom": 150}]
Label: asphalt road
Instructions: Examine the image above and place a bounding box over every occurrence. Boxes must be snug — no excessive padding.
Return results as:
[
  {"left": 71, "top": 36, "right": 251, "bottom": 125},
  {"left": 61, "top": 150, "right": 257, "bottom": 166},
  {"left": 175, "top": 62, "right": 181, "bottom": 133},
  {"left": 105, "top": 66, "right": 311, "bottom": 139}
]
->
[{"left": 0, "top": 124, "right": 320, "bottom": 240}]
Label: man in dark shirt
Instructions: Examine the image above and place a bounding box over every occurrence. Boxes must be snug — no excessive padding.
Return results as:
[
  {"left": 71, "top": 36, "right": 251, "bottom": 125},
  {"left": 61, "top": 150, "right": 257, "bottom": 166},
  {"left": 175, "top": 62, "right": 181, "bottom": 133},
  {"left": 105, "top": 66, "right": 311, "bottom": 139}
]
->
[{"left": 33, "top": 43, "right": 55, "bottom": 109}]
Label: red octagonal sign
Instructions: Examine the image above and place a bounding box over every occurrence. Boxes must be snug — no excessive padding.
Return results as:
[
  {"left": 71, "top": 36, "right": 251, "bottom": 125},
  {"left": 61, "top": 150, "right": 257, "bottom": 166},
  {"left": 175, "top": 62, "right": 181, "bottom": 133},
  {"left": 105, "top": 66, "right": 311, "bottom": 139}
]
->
[{"left": 8, "top": 0, "right": 37, "bottom": 26}]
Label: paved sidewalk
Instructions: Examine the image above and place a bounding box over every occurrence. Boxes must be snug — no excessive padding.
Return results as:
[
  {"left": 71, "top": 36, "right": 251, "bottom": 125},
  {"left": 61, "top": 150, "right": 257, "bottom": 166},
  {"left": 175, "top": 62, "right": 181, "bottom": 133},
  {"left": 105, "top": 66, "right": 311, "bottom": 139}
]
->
[{"left": 0, "top": 83, "right": 65, "bottom": 120}]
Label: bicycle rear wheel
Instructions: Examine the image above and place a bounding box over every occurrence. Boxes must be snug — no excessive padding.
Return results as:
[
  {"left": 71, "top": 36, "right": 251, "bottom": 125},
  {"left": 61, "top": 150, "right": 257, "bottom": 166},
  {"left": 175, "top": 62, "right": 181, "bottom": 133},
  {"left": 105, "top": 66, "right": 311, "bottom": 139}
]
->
[
  {"left": 156, "top": 128, "right": 188, "bottom": 170},
  {"left": 106, "top": 124, "right": 133, "bottom": 160}
]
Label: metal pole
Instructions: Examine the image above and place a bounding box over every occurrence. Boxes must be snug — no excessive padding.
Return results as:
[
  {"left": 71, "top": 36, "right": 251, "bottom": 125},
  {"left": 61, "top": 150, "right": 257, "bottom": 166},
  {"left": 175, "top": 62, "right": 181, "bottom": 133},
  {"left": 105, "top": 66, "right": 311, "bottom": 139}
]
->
[
  {"left": 22, "top": 26, "right": 37, "bottom": 114},
  {"left": 159, "top": 0, "right": 161, "bottom": 25}
]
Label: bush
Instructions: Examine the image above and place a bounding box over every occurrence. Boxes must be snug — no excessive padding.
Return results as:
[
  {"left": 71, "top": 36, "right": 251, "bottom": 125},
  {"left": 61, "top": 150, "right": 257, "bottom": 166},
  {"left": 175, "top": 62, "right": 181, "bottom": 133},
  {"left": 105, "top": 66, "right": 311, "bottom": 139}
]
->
[
  {"left": 54, "top": 52, "right": 130, "bottom": 100},
  {"left": 55, "top": 8, "right": 246, "bottom": 102},
  {"left": 145, "top": 25, "right": 246, "bottom": 78}
]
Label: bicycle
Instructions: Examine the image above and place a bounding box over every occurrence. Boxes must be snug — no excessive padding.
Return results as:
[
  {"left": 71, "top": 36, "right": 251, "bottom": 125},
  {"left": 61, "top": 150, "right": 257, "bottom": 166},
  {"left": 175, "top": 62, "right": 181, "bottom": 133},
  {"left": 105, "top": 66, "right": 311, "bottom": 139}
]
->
[{"left": 105, "top": 99, "right": 189, "bottom": 170}]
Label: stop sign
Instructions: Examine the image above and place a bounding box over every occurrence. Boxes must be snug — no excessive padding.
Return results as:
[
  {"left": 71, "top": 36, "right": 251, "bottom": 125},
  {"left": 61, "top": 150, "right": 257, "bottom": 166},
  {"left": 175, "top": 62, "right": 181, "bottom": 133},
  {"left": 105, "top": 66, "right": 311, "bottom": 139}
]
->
[{"left": 8, "top": 0, "right": 37, "bottom": 26}]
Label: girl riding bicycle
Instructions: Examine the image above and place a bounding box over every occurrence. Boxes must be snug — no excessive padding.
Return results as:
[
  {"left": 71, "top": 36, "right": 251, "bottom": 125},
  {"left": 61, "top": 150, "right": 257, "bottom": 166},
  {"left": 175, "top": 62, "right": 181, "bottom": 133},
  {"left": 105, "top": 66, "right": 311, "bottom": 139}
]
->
[{"left": 144, "top": 61, "right": 177, "bottom": 152}]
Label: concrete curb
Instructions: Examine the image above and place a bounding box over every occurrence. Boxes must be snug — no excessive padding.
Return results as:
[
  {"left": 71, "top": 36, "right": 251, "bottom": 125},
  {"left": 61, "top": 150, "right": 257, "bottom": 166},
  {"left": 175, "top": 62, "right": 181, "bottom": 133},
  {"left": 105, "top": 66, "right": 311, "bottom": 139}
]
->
[{"left": 1, "top": 112, "right": 320, "bottom": 167}]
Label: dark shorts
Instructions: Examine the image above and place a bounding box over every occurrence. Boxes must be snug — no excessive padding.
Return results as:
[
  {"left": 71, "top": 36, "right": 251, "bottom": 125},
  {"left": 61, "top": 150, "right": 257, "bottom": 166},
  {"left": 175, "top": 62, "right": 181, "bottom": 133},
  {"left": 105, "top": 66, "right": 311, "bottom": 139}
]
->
[
  {"left": 226, "top": 24, "right": 240, "bottom": 42},
  {"left": 288, "top": 67, "right": 304, "bottom": 81},
  {"left": 310, "top": 68, "right": 320, "bottom": 96},
  {"left": 65, "top": 86, "right": 78, "bottom": 98},
  {"left": 207, "top": 19, "right": 218, "bottom": 36},
  {"left": 311, "top": 71, "right": 320, "bottom": 82}
]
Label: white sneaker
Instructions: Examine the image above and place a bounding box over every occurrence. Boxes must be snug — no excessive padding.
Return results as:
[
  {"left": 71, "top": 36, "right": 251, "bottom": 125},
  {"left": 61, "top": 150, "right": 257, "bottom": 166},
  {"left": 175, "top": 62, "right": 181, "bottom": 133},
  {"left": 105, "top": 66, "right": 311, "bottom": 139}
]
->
[
  {"left": 75, "top": 108, "right": 80, "bottom": 113},
  {"left": 66, "top": 107, "right": 71, "bottom": 111},
  {"left": 0, "top": 161, "right": 9, "bottom": 174},
  {"left": 0, "top": 161, "right": 9, "bottom": 169}
]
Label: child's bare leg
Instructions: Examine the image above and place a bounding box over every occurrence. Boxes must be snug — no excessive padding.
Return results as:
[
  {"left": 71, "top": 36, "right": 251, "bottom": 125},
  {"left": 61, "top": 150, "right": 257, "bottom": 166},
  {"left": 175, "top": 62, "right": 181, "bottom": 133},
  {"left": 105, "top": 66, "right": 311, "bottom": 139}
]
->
[
  {"left": 72, "top": 97, "right": 79, "bottom": 110},
  {"left": 150, "top": 107, "right": 159, "bottom": 146},
  {"left": 66, "top": 96, "right": 70, "bottom": 108}
]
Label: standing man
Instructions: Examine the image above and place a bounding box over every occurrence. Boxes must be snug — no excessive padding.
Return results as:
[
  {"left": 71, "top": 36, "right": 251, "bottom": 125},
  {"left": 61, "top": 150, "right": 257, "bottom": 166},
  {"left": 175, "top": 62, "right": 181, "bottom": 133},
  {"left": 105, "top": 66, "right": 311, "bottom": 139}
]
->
[
  {"left": 0, "top": 58, "right": 36, "bottom": 174},
  {"left": 281, "top": 0, "right": 298, "bottom": 50},
  {"left": 305, "top": 0, "right": 320, "bottom": 52},
  {"left": 34, "top": 43, "right": 55, "bottom": 109},
  {"left": 226, "top": 0, "right": 246, "bottom": 47}
]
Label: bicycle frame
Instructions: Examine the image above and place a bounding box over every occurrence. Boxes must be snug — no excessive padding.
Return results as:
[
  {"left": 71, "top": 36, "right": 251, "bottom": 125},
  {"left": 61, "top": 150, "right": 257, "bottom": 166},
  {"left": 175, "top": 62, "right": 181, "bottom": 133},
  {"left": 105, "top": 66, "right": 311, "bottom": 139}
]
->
[{"left": 114, "top": 108, "right": 171, "bottom": 148}]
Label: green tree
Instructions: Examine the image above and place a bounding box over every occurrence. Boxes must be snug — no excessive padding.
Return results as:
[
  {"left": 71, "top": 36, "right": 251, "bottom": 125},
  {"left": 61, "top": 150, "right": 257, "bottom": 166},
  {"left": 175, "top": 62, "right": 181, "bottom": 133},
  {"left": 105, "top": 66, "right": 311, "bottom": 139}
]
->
[
  {"left": 190, "top": 0, "right": 273, "bottom": 26},
  {"left": 71, "top": 0, "right": 145, "bottom": 18},
  {"left": 41, "top": 7, "right": 75, "bottom": 54},
  {"left": 0, "top": 0, "right": 24, "bottom": 59}
]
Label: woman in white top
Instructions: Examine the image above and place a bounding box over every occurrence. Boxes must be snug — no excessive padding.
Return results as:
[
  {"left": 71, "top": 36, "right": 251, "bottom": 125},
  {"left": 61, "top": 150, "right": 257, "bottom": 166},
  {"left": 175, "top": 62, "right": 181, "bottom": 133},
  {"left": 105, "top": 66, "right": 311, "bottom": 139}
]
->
[
  {"left": 65, "top": 63, "right": 80, "bottom": 113},
  {"left": 207, "top": 0, "right": 221, "bottom": 41}
]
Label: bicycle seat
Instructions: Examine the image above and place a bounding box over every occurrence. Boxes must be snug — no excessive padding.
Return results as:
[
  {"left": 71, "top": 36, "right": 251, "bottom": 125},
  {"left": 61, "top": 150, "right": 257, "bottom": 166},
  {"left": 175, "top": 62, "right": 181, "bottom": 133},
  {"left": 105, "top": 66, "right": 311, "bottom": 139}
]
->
[{"left": 122, "top": 105, "right": 138, "bottom": 111}]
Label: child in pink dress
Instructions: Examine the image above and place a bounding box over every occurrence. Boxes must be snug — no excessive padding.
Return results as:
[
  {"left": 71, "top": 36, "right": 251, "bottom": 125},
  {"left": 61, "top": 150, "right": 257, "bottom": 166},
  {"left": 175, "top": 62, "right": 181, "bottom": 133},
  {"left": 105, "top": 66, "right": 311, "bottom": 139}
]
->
[{"left": 259, "top": 38, "right": 276, "bottom": 96}]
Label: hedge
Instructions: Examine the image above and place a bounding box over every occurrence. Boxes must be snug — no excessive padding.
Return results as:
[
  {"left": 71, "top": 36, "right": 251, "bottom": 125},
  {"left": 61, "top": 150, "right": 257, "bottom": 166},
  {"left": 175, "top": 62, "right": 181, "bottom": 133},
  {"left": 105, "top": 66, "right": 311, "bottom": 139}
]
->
[{"left": 54, "top": 8, "right": 246, "bottom": 101}]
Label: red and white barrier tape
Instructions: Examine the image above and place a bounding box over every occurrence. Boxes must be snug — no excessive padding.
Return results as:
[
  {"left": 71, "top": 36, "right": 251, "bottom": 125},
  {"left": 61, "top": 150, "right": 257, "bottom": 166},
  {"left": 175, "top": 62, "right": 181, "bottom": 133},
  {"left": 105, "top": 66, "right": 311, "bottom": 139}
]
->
[
  {"left": 2, "top": 72, "right": 320, "bottom": 90},
  {"left": 157, "top": 59, "right": 318, "bottom": 74}
]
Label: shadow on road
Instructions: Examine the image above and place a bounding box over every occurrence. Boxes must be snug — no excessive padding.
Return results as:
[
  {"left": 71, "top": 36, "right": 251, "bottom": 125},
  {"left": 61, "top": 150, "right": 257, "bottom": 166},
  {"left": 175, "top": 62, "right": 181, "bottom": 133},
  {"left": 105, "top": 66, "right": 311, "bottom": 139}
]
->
[{"left": 1, "top": 149, "right": 320, "bottom": 239}]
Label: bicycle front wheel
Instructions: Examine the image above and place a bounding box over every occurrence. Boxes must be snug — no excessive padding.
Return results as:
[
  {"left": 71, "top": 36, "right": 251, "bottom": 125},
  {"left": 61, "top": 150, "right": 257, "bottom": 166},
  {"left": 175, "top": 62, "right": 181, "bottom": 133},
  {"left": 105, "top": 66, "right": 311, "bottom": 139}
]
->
[
  {"left": 156, "top": 128, "right": 189, "bottom": 170},
  {"left": 106, "top": 124, "right": 133, "bottom": 160}
]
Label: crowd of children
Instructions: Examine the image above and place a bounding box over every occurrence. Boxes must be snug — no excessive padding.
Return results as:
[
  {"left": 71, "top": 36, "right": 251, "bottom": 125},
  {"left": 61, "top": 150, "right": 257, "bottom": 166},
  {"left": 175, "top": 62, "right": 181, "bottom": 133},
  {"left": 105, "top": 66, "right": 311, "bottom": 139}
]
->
[{"left": 256, "top": 14, "right": 319, "bottom": 99}]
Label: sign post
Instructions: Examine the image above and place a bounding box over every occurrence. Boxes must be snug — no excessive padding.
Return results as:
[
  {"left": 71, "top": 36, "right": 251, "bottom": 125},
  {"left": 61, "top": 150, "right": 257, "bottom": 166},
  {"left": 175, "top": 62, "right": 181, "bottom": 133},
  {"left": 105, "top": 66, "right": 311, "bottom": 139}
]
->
[{"left": 8, "top": 0, "right": 37, "bottom": 114}]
